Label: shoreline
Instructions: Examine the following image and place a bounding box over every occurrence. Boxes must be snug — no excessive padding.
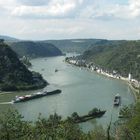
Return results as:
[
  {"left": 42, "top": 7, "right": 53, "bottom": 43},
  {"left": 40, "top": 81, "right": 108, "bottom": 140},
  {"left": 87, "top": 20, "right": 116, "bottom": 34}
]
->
[
  {"left": 91, "top": 70, "right": 138, "bottom": 102},
  {"left": 128, "top": 82, "right": 140, "bottom": 102},
  {"left": 66, "top": 60, "right": 139, "bottom": 102},
  {"left": 89, "top": 69, "right": 139, "bottom": 102}
]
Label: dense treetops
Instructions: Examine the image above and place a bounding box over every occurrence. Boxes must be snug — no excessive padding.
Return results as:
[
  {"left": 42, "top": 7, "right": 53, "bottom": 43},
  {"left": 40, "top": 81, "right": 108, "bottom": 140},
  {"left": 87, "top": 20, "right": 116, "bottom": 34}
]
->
[
  {"left": 0, "top": 42, "right": 47, "bottom": 91},
  {"left": 0, "top": 109, "right": 108, "bottom": 140}
]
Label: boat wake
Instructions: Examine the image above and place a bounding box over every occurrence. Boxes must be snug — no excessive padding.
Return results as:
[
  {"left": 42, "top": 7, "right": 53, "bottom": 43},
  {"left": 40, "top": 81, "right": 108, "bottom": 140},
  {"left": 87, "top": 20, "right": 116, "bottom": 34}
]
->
[{"left": 0, "top": 102, "right": 13, "bottom": 105}]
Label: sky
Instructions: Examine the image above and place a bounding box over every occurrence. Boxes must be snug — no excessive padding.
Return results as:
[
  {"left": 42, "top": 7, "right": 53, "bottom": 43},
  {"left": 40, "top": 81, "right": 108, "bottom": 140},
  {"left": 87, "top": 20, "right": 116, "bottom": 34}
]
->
[{"left": 0, "top": 0, "right": 140, "bottom": 40}]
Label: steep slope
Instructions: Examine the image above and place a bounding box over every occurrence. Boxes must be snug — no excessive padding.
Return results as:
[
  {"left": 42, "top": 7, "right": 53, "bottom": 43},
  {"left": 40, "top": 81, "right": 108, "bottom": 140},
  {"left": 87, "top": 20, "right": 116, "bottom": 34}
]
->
[
  {"left": 82, "top": 41, "right": 140, "bottom": 80},
  {"left": 9, "top": 41, "right": 62, "bottom": 58},
  {"left": 0, "top": 41, "right": 47, "bottom": 91}
]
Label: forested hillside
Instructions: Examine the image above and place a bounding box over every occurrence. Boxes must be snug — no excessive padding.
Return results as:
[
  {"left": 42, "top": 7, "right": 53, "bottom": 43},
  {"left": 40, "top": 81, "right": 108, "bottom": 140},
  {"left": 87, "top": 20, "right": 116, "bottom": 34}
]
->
[
  {"left": 8, "top": 41, "right": 63, "bottom": 58},
  {"left": 0, "top": 41, "right": 47, "bottom": 91},
  {"left": 82, "top": 41, "right": 140, "bottom": 80},
  {"left": 44, "top": 39, "right": 110, "bottom": 53}
]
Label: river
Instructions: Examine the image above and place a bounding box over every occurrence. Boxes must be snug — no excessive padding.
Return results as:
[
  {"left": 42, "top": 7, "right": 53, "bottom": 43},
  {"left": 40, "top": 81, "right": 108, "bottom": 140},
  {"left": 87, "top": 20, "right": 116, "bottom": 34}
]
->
[{"left": 0, "top": 54, "right": 135, "bottom": 131}]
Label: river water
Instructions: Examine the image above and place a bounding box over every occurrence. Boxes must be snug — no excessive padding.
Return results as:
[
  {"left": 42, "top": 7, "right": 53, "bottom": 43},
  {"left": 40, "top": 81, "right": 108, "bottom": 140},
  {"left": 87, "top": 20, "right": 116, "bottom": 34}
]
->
[{"left": 0, "top": 54, "right": 135, "bottom": 131}]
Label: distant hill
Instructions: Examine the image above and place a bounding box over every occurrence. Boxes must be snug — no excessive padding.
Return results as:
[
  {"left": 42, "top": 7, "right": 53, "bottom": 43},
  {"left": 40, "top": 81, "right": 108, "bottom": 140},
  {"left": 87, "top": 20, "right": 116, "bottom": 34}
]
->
[
  {"left": 0, "top": 41, "right": 47, "bottom": 91},
  {"left": 81, "top": 40, "right": 140, "bottom": 80},
  {"left": 9, "top": 41, "right": 63, "bottom": 58},
  {"left": 0, "top": 35, "right": 19, "bottom": 42},
  {"left": 0, "top": 36, "right": 125, "bottom": 55},
  {"left": 43, "top": 39, "right": 110, "bottom": 53}
]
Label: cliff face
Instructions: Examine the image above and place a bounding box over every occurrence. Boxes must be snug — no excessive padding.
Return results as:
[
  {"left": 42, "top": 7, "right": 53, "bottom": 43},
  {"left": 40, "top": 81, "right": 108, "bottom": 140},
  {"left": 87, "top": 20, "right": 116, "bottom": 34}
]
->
[{"left": 0, "top": 42, "right": 47, "bottom": 91}]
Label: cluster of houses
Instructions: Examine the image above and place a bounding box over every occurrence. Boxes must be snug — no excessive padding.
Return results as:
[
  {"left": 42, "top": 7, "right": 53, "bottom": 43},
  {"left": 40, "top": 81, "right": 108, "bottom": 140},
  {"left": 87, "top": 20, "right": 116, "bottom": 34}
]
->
[
  {"left": 65, "top": 57, "right": 86, "bottom": 67},
  {"left": 65, "top": 56, "right": 140, "bottom": 89},
  {"left": 65, "top": 56, "right": 121, "bottom": 79}
]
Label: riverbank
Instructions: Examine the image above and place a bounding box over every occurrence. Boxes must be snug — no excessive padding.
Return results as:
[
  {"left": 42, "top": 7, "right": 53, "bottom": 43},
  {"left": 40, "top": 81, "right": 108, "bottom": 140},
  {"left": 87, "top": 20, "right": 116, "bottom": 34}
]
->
[
  {"left": 94, "top": 72, "right": 139, "bottom": 102},
  {"left": 65, "top": 57, "right": 139, "bottom": 102},
  {"left": 91, "top": 69, "right": 139, "bottom": 102},
  {"left": 128, "top": 82, "right": 140, "bottom": 102}
]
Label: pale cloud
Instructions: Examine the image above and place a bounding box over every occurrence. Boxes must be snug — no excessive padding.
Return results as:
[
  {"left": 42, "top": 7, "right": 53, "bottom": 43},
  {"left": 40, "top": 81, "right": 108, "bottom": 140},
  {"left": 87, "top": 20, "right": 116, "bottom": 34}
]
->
[
  {"left": 1, "top": 0, "right": 140, "bottom": 20},
  {"left": 0, "top": 0, "right": 140, "bottom": 40},
  {"left": 13, "top": 19, "right": 86, "bottom": 39},
  {"left": 129, "top": 0, "right": 140, "bottom": 17},
  {"left": 95, "top": 0, "right": 140, "bottom": 19},
  {"left": 0, "top": 0, "right": 16, "bottom": 6},
  {"left": 78, "top": 0, "right": 140, "bottom": 20},
  {"left": 11, "top": 0, "right": 83, "bottom": 18},
  {"left": 109, "top": 0, "right": 140, "bottom": 19},
  {"left": 15, "top": 0, "right": 49, "bottom": 6}
]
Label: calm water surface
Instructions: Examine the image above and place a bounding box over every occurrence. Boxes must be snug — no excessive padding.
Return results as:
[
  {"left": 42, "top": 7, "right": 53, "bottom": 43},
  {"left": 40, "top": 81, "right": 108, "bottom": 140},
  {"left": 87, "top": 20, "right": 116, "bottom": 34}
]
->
[{"left": 0, "top": 54, "right": 135, "bottom": 130}]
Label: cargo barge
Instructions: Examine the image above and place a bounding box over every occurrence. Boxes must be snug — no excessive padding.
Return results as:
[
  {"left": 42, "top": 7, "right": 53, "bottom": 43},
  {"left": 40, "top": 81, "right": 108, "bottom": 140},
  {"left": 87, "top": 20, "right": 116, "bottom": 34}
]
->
[{"left": 12, "top": 89, "right": 61, "bottom": 103}]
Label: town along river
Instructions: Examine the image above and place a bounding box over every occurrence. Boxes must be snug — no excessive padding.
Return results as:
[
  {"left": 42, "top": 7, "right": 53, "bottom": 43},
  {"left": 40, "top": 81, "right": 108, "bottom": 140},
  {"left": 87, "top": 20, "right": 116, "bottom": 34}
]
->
[{"left": 0, "top": 54, "right": 135, "bottom": 131}]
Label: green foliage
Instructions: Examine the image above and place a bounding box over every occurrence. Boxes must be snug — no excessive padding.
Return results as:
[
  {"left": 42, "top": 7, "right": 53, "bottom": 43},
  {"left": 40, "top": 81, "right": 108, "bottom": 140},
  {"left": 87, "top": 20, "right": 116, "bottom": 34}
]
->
[
  {"left": 9, "top": 41, "right": 62, "bottom": 58},
  {"left": 82, "top": 40, "right": 140, "bottom": 80},
  {"left": 0, "top": 109, "right": 32, "bottom": 140},
  {"left": 113, "top": 102, "right": 140, "bottom": 140},
  {"left": 0, "top": 110, "right": 109, "bottom": 140},
  {"left": 88, "top": 125, "right": 107, "bottom": 140},
  {"left": 88, "top": 108, "right": 99, "bottom": 115},
  {"left": 126, "top": 103, "right": 140, "bottom": 139},
  {"left": 119, "top": 105, "right": 134, "bottom": 118},
  {"left": 71, "top": 112, "right": 79, "bottom": 120},
  {"left": 0, "top": 42, "right": 47, "bottom": 91},
  {"left": 45, "top": 39, "right": 111, "bottom": 53}
]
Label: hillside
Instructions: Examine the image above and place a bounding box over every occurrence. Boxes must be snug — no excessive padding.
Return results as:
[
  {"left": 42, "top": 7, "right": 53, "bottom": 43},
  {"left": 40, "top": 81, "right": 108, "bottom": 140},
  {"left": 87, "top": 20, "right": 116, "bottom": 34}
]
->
[
  {"left": 44, "top": 39, "right": 110, "bottom": 53},
  {"left": 0, "top": 35, "right": 19, "bottom": 42},
  {"left": 9, "top": 41, "right": 63, "bottom": 58},
  {"left": 0, "top": 41, "right": 47, "bottom": 91},
  {"left": 81, "top": 41, "right": 140, "bottom": 80}
]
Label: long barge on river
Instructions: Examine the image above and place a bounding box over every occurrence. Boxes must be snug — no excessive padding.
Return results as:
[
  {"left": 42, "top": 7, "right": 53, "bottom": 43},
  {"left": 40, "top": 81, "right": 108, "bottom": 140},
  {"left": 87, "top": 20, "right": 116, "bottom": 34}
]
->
[{"left": 12, "top": 89, "right": 61, "bottom": 103}]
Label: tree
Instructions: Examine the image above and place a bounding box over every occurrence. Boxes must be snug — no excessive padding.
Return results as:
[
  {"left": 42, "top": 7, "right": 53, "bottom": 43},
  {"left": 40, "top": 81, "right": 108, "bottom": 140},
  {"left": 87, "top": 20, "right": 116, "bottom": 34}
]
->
[{"left": 0, "top": 109, "right": 32, "bottom": 140}]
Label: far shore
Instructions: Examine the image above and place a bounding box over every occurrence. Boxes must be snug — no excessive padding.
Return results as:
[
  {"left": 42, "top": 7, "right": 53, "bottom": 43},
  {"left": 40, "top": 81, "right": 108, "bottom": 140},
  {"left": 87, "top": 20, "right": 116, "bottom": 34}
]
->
[
  {"left": 95, "top": 71, "right": 139, "bottom": 102},
  {"left": 65, "top": 58, "right": 140, "bottom": 102},
  {"left": 91, "top": 69, "right": 139, "bottom": 102}
]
